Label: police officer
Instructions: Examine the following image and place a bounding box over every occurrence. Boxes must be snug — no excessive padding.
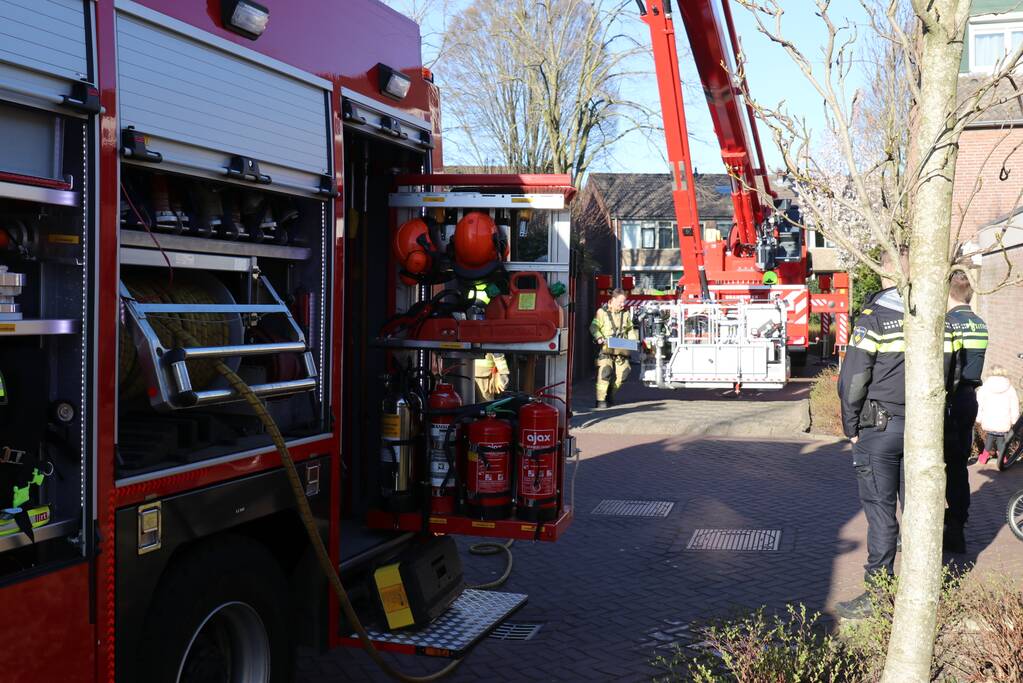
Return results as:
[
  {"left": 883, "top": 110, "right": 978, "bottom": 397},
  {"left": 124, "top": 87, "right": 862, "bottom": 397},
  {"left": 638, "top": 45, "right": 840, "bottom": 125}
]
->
[
  {"left": 590, "top": 288, "right": 636, "bottom": 408},
  {"left": 943, "top": 271, "right": 988, "bottom": 553},
  {"left": 835, "top": 249, "right": 957, "bottom": 618}
]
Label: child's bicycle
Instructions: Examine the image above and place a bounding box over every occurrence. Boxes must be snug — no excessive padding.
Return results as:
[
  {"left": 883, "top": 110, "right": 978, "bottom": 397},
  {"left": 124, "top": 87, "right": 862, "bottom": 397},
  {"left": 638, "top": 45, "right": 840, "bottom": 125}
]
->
[
  {"left": 1007, "top": 488, "right": 1023, "bottom": 541},
  {"left": 988, "top": 412, "right": 1023, "bottom": 472}
]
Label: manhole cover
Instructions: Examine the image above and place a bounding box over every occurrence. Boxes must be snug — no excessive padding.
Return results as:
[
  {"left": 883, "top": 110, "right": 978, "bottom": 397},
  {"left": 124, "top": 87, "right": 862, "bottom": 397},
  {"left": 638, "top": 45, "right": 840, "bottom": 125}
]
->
[
  {"left": 686, "top": 528, "right": 781, "bottom": 551},
  {"left": 591, "top": 499, "right": 674, "bottom": 517},
  {"left": 489, "top": 621, "right": 543, "bottom": 641}
]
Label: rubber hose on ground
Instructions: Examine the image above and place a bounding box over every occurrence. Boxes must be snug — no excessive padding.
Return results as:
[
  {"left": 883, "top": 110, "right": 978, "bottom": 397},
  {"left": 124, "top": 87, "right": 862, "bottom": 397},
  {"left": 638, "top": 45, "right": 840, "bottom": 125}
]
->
[
  {"left": 167, "top": 322, "right": 462, "bottom": 683},
  {"left": 467, "top": 540, "right": 514, "bottom": 590}
]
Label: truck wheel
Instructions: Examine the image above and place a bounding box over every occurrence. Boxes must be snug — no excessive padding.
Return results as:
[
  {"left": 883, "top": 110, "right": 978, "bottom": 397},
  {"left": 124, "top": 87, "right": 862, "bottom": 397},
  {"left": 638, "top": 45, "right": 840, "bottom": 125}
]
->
[
  {"left": 139, "top": 536, "right": 294, "bottom": 683},
  {"left": 790, "top": 350, "right": 807, "bottom": 368}
]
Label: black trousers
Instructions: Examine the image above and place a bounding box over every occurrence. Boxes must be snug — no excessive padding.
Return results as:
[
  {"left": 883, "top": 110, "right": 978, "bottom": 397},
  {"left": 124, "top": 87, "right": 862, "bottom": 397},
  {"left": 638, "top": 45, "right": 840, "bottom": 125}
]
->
[
  {"left": 944, "top": 390, "right": 978, "bottom": 527},
  {"left": 854, "top": 423, "right": 904, "bottom": 579}
]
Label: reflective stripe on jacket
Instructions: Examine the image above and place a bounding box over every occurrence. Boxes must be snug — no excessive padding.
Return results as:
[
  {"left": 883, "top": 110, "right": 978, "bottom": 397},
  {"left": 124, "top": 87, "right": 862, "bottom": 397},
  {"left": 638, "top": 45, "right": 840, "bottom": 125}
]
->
[
  {"left": 589, "top": 306, "right": 635, "bottom": 355},
  {"left": 838, "top": 288, "right": 956, "bottom": 437},
  {"left": 947, "top": 304, "right": 988, "bottom": 388}
]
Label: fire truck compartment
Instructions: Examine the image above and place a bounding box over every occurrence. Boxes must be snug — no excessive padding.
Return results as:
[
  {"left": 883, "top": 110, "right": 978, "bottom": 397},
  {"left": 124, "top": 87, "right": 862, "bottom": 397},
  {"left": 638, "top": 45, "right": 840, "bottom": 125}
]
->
[
  {"left": 115, "top": 163, "right": 333, "bottom": 478},
  {"left": 0, "top": 96, "right": 92, "bottom": 580}
]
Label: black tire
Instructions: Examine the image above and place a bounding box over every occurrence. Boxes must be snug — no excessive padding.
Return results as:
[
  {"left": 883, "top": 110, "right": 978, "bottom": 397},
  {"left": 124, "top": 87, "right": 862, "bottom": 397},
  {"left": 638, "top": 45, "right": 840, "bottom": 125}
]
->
[
  {"left": 998, "top": 435, "right": 1023, "bottom": 472},
  {"left": 138, "top": 536, "right": 294, "bottom": 683},
  {"left": 1007, "top": 489, "right": 1023, "bottom": 542},
  {"left": 789, "top": 350, "right": 807, "bottom": 368}
]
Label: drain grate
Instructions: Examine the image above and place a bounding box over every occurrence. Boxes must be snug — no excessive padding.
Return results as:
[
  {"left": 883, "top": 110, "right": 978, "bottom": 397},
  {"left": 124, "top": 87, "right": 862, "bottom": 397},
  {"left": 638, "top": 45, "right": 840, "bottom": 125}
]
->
[
  {"left": 488, "top": 621, "right": 544, "bottom": 641},
  {"left": 686, "top": 528, "right": 781, "bottom": 551},
  {"left": 591, "top": 499, "right": 674, "bottom": 517}
]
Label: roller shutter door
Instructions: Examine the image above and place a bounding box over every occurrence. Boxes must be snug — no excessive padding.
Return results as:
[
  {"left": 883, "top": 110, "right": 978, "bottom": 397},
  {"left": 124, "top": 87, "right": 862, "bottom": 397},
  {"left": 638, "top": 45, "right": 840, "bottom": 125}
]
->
[
  {"left": 116, "top": 3, "right": 332, "bottom": 197},
  {"left": 0, "top": 0, "right": 93, "bottom": 114}
]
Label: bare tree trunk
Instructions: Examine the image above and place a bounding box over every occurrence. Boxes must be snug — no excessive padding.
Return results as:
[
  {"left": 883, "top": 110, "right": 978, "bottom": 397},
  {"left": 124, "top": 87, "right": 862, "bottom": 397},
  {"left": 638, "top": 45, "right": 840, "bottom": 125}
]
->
[{"left": 881, "top": 1, "right": 967, "bottom": 680}]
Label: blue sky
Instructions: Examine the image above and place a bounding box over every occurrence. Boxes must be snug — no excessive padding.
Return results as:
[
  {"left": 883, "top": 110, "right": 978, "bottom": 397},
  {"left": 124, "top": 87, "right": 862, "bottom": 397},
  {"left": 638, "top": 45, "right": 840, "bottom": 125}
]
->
[
  {"left": 601, "top": 1, "right": 872, "bottom": 175},
  {"left": 405, "top": 1, "right": 872, "bottom": 176}
]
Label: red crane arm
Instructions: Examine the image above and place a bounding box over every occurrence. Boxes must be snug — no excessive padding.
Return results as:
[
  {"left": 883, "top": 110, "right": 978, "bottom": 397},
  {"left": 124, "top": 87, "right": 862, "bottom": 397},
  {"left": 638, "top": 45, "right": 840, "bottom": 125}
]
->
[{"left": 638, "top": 0, "right": 774, "bottom": 270}]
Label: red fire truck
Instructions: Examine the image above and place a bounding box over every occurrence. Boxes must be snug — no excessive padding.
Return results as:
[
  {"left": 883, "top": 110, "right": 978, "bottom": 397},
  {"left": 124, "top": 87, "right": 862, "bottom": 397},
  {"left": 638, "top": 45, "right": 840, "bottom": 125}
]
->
[
  {"left": 0, "top": 1, "right": 576, "bottom": 680},
  {"left": 598, "top": 0, "right": 849, "bottom": 391}
]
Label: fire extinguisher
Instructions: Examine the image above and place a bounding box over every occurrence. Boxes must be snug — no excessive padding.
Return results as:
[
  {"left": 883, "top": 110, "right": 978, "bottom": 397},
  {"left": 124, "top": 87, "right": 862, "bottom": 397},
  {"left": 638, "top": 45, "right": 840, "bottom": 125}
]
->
[
  {"left": 380, "top": 372, "right": 421, "bottom": 513},
  {"left": 516, "top": 399, "right": 560, "bottom": 522},
  {"left": 464, "top": 412, "right": 513, "bottom": 520},
  {"left": 427, "top": 379, "right": 462, "bottom": 515}
]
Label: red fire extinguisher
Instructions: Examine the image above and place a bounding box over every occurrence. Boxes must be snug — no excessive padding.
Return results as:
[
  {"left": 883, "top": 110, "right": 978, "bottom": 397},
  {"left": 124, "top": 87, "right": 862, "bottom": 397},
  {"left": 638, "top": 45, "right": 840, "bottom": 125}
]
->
[
  {"left": 516, "top": 399, "right": 560, "bottom": 522},
  {"left": 464, "top": 413, "right": 513, "bottom": 520},
  {"left": 427, "top": 380, "right": 462, "bottom": 515}
]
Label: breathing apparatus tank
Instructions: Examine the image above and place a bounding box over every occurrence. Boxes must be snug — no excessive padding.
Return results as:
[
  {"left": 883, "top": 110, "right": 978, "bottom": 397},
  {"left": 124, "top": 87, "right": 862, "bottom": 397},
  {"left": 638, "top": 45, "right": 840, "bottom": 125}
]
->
[{"left": 379, "top": 373, "right": 421, "bottom": 513}]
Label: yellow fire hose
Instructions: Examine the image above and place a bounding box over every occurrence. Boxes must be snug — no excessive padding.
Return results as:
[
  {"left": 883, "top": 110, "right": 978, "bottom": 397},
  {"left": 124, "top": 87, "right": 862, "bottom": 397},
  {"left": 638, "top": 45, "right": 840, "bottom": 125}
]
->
[{"left": 165, "top": 323, "right": 463, "bottom": 683}]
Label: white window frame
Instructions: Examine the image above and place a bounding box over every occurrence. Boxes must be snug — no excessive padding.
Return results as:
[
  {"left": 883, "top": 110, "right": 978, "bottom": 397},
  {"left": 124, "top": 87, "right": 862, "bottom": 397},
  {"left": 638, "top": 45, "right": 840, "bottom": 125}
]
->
[
  {"left": 968, "top": 13, "right": 1023, "bottom": 74},
  {"left": 620, "top": 219, "right": 677, "bottom": 250},
  {"left": 809, "top": 228, "right": 836, "bottom": 249}
]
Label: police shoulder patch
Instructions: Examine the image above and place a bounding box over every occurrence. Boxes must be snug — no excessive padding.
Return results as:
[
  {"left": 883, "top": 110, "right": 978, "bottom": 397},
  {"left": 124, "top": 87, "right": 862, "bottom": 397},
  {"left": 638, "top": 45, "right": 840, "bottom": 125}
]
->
[{"left": 852, "top": 326, "right": 868, "bottom": 344}]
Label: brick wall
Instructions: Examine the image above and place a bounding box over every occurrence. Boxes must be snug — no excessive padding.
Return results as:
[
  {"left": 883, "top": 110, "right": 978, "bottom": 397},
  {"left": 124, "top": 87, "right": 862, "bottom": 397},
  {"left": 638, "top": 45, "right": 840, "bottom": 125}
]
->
[
  {"left": 952, "top": 127, "right": 1023, "bottom": 246},
  {"left": 975, "top": 247, "right": 1023, "bottom": 381}
]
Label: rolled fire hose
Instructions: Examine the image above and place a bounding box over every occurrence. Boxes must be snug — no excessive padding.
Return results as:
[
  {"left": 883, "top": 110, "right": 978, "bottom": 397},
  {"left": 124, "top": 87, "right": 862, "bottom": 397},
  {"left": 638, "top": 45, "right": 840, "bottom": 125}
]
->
[{"left": 163, "top": 322, "right": 463, "bottom": 683}]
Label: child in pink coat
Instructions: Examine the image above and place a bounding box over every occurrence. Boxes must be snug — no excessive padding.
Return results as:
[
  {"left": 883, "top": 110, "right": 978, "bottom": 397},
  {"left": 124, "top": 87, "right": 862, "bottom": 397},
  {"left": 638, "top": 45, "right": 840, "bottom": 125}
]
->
[{"left": 976, "top": 366, "right": 1021, "bottom": 465}]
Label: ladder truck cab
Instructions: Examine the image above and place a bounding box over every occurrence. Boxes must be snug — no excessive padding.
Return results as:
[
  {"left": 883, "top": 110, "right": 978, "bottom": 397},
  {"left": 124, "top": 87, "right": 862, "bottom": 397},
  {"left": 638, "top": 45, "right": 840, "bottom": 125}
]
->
[
  {"left": 613, "top": 0, "right": 849, "bottom": 391},
  {"left": 0, "top": 1, "right": 576, "bottom": 681}
]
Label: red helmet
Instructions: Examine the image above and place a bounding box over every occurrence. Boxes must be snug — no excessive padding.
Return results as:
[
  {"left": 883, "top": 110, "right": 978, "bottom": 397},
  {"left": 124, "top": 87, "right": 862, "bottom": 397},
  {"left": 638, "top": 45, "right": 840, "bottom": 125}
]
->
[
  {"left": 453, "top": 211, "right": 506, "bottom": 270},
  {"left": 393, "top": 218, "right": 434, "bottom": 283}
]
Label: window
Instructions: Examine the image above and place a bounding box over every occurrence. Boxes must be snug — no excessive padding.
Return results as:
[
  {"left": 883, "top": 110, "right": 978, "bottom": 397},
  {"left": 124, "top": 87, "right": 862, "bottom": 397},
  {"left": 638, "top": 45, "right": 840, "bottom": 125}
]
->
[
  {"left": 621, "top": 220, "right": 678, "bottom": 249},
  {"left": 621, "top": 221, "right": 640, "bottom": 249},
  {"left": 658, "top": 222, "right": 679, "bottom": 249},
  {"left": 701, "top": 221, "right": 719, "bottom": 242},
  {"left": 969, "top": 17, "right": 1023, "bottom": 73},
  {"left": 623, "top": 270, "right": 679, "bottom": 292},
  {"left": 641, "top": 224, "right": 656, "bottom": 248},
  {"left": 810, "top": 229, "right": 836, "bottom": 249}
]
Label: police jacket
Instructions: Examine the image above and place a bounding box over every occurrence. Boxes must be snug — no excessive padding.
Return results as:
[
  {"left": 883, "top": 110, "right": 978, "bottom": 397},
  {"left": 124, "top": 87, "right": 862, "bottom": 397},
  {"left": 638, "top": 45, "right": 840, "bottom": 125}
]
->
[
  {"left": 947, "top": 304, "right": 988, "bottom": 389},
  {"left": 838, "top": 288, "right": 956, "bottom": 438}
]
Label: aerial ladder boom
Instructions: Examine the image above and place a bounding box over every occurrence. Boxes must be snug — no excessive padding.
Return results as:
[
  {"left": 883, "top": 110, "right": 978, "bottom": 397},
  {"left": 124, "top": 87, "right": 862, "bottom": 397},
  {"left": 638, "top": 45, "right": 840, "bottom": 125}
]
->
[{"left": 636, "top": 0, "right": 777, "bottom": 298}]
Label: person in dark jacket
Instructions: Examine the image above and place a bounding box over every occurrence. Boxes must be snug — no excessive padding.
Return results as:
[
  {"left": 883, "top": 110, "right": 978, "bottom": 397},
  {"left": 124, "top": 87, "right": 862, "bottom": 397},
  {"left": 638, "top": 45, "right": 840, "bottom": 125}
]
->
[
  {"left": 835, "top": 249, "right": 956, "bottom": 618},
  {"left": 943, "top": 271, "right": 988, "bottom": 553}
]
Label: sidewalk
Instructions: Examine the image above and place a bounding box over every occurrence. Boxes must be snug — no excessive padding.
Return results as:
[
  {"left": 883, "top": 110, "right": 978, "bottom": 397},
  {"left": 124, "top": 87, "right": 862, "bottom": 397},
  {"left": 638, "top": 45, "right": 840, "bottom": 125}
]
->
[{"left": 570, "top": 364, "right": 813, "bottom": 437}]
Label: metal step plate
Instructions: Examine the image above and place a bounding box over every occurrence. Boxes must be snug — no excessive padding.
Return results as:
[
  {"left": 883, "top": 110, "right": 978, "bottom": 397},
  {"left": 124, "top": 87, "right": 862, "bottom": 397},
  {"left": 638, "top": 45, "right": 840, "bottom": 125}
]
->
[{"left": 342, "top": 589, "right": 528, "bottom": 658}]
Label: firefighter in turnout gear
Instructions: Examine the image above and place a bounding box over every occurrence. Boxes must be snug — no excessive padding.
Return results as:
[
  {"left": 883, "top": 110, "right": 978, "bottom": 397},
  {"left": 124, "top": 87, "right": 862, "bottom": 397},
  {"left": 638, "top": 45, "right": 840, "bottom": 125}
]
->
[
  {"left": 835, "top": 250, "right": 957, "bottom": 619},
  {"left": 943, "top": 271, "right": 988, "bottom": 553},
  {"left": 590, "top": 288, "right": 637, "bottom": 408}
]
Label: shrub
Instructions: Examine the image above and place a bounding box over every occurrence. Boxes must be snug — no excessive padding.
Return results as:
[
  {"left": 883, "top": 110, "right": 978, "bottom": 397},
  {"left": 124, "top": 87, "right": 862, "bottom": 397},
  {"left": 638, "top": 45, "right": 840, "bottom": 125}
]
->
[
  {"left": 809, "top": 367, "right": 843, "bottom": 436},
  {"left": 653, "top": 605, "right": 864, "bottom": 683},
  {"left": 652, "top": 568, "right": 1023, "bottom": 683}
]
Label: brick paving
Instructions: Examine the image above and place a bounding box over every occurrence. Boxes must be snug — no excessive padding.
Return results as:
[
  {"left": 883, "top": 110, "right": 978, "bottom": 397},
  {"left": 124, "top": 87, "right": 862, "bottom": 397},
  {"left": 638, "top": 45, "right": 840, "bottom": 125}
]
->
[
  {"left": 297, "top": 432, "right": 1023, "bottom": 682},
  {"left": 570, "top": 361, "right": 816, "bottom": 438}
]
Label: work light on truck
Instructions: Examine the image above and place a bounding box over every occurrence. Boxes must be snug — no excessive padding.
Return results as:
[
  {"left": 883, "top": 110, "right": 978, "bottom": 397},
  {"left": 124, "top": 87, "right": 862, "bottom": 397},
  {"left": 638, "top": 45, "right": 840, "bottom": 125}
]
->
[
  {"left": 222, "top": 0, "right": 269, "bottom": 39},
  {"left": 378, "top": 63, "right": 412, "bottom": 100}
]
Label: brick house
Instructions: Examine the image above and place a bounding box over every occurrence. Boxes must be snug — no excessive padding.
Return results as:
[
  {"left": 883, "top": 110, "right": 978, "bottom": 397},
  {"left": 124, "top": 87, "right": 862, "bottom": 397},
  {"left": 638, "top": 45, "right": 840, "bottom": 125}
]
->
[
  {"left": 576, "top": 172, "right": 840, "bottom": 290},
  {"left": 952, "top": 1, "right": 1023, "bottom": 246},
  {"left": 954, "top": 1, "right": 1023, "bottom": 380},
  {"left": 577, "top": 172, "right": 734, "bottom": 292}
]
